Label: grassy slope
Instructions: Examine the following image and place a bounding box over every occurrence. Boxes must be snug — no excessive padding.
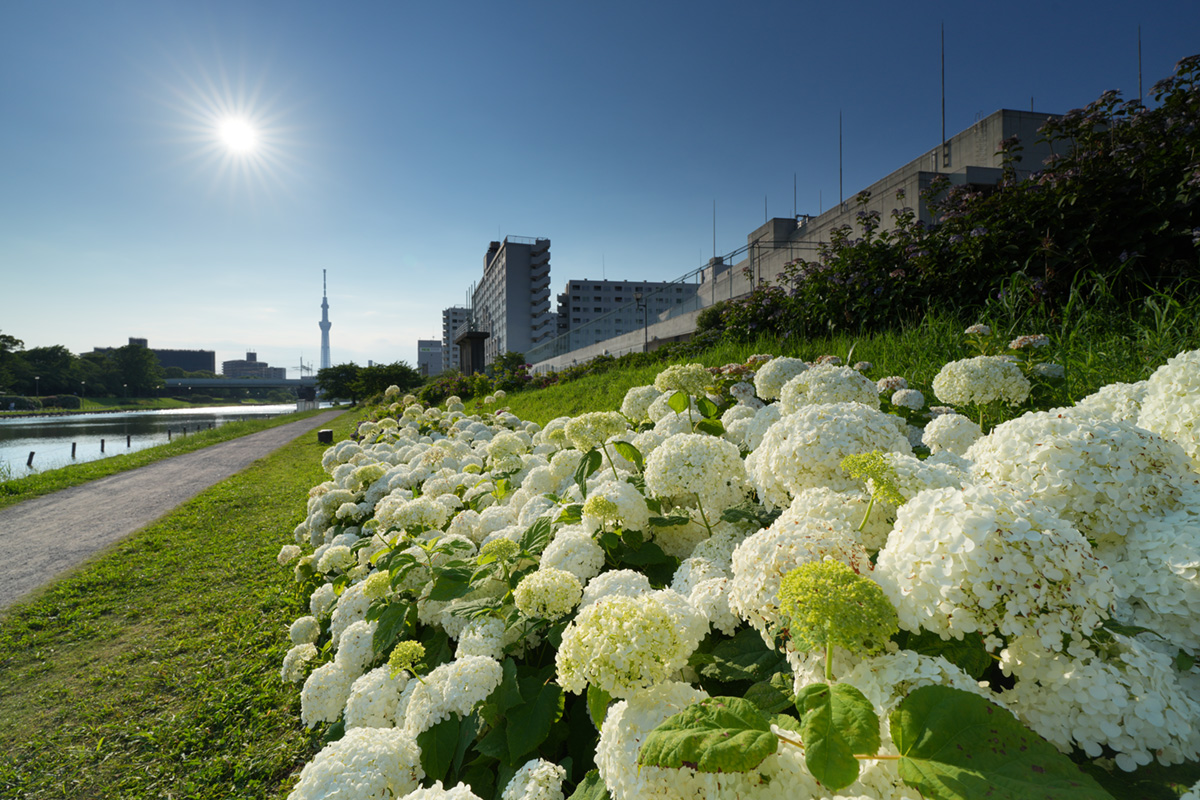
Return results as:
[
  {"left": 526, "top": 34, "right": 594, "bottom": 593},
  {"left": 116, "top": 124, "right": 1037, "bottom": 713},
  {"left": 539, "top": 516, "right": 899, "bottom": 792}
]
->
[
  {"left": 0, "top": 410, "right": 327, "bottom": 511},
  {"left": 0, "top": 410, "right": 360, "bottom": 800}
]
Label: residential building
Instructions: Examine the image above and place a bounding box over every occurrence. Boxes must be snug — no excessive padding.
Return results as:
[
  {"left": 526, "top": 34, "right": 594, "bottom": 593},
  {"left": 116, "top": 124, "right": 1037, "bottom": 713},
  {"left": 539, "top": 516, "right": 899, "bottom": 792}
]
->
[
  {"left": 555, "top": 279, "right": 700, "bottom": 346},
  {"left": 94, "top": 337, "right": 216, "bottom": 373},
  {"left": 441, "top": 306, "right": 470, "bottom": 372},
  {"left": 417, "top": 339, "right": 444, "bottom": 376},
  {"left": 222, "top": 351, "right": 287, "bottom": 379},
  {"left": 471, "top": 237, "right": 554, "bottom": 367}
]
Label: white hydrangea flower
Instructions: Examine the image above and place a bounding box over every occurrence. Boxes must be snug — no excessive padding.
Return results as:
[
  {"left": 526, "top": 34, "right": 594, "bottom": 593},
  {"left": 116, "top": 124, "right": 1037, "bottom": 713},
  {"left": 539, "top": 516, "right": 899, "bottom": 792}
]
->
[
  {"left": 874, "top": 483, "right": 1116, "bottom": 649},
  {"left": 401, "top": 656, "right": 505, "bottom": 736},
  {"left": 650, "top": 513, "right": 710, "bottom": 560},
  {"left": 555, "top": 593, "right": 705, "bottom": 698},
  {"left": 317, "top": 544, "right": 355, "bottom": 574},
  {"left": 784, "top": 485, "right": 893, "bottom": 554},
  {"left": 399, "top": 781, "right": 485, "bottom": 799},
  {"left": 728, "top": 513, "right": 872, "bottom": 645},
  {"left": 653, "top": 363, "right": 711, "bottom": 396},
  {"left": 931, "top": 355, "right": 1031, "bottom": 407},
  {"left": 309, "top": 583, "right": 337, "bottom": 619},
  {"left": 1070, "top": 380, "right": 1148, "bottom": 425},
  {"left": 289, "top": 728, "right": 423, "bottom": 799},
  {"left": 876, "top": 375, "right": 908, "bottom": 393},
  {"left": 330, "top": 583, "right": 372, "bottom": 646},
  {"left": 501, "top": 758, "right": 567, "bottom": 800},
  {"left": 742, "top": 402, "right": 782, "bottom": 452},
  {"left": 289, "top": 615, "right": 321, "bottom": 645},
  {"left": 539, "top": 525, "right": 605, "bottom": 582},
  {"left": 581, "top": 478, "right": 651, "bottom": 533},
  {"left": 455, "top": 616, "right": 507, "bottom": 661},
  {"left": 376, "top": 494, "right": 452, "bottom": 534},
  {"left": 565, "top": 411, "right": 629, "bottom": 452},
  {"left": 344, "top": 665, "right": 410, "bottom": 730},
  {"left": 1000, "top": 632, "right": 1200, "bottom": 770},
  {"left": 779, "top": 364, "right": 880, "bottom": 412},
  {"left": 514, "top": 567, "right": 583, "bottom": 620},
  {"left": 281, "top": 643, "right": 318, "bottom": 683},
  {"left": 620, "top": 385, "right": 663, "bottom": 422},
  {"left": 301, "top": 660, "right": 358, "bottom": 727},
  {"left": 921, "top": 412, "right": 983, "bottom": 456},
  {"left": 745, "top": 402, "right": 912, "bottom": 509},
  {"left": 277, "top": 544, "right": 302, "bottom": 565},
  {"left": 753, "top": 356, "right": 808, "bottom": 401},
  {"left": 890, "top": 388, "right": 926, "bottom": 411},
  {"left": 1137, "top": 349, "right": 1200, "bottom": 467},
  {"left": 965, "top": 411, "right": 1198, "bottom": 545},
  {"left": 335, "top": 619, "right": 379, "bottom": 672},
  {"left": 578, "top": 569, "right": 652, "bottom": 609},
  {"left": 644, "top": 433, "right": 749, "bottom": 513}
]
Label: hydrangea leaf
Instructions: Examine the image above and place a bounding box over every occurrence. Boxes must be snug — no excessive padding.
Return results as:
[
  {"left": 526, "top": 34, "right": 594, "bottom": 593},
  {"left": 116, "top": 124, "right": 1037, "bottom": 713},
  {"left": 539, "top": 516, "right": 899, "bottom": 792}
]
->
[
  {"left": 507, "top": 676, "right": 564, "bottom": 764},
  {"left": 567, "top": 769, "right": 612, "bottom": 800},
  {"left": 897, "top": 629, "right": 993, "bottom": 680},
  {"left": 519, "top": 517, "right": 553, "bottom": 556},
  {"left": 696, "top": 396, "right": 720, "bottom": 419},
  {"left": 637, "top": 696, "right": 778, "bottom": 773},
  {"left": 574, "top": 449, "right": 603, "bottom": 499},
  {"left": 426, "top": 566, "right": 474, "bottom": 602},
  {"left": 587, "top": 684, "right": 613, "bottom": 730},
  {"left": 891, "top": 684, "right": 1115, "bottom": 800},
  {"left": 694, "top": 418, "right": 725, "bottom": 437},
  {"left": 416, "top": 716, "right": 460, "bottom": 783},
  {"left": 371, "top": 600, "right": 414, "bottom": 655},
  {"left": 612, "top": 440, "right": 645, "bottom": 472},
  {"left": 744, "top": 670, "right": 797, "bottom": 714},
  {"left": 796, "top": 682, "right": 880, "bottom": 791},
  {"left": 667, "top": 390, "right": 690, "bottom": 414},
  {"left": 693, "top": 626, "right": 787, "bottom": 684}
]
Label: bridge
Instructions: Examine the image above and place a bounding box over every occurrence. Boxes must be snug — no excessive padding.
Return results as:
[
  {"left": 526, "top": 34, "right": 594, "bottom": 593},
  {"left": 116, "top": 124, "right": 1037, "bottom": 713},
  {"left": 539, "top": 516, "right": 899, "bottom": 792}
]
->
[{"left": 163, "top": 377, "right": 318, "bottom": 390}]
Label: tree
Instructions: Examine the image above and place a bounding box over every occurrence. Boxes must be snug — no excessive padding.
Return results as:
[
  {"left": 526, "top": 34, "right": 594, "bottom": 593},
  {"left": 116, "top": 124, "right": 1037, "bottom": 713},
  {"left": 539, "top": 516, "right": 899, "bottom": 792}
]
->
[
  {"left": 317, "top": 363, "right": 361, "bottom": 402},
  {"left": 0, "top": 330, "right": 24, "bottom": 393},
  {"left": 24, "top": 345, "right": 77, "bottom": 395},
  {"left": 110, "top": 342, "right": 165, "bottom": 396},
  {"left": 356, "top": 361, "right": 422, "bottom": 399}
]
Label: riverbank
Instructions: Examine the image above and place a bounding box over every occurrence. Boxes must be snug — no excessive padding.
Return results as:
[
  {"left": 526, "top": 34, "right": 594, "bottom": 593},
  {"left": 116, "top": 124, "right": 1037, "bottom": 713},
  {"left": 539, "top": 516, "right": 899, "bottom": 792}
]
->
[
  {"left": 0, "top": 408, "right": 329, "bottom": 511},
  {"left": 0, "top": 397, "right": 340, "bottom": 419},
  {"left": 0, "top": 409, "right": 360, "bottom": 799}
]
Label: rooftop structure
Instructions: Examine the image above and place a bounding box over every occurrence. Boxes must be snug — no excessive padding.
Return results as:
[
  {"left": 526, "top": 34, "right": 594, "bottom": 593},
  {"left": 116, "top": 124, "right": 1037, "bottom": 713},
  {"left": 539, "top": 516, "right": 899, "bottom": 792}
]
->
[{"left": 469, "top": 236, "right": 554, "bottom": 367}]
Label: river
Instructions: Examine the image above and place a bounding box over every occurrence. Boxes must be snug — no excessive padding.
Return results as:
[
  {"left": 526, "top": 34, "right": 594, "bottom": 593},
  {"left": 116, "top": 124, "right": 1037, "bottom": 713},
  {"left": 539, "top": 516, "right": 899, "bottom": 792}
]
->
[{"left": 0, "top": 405, "right": 304, "bottom": 478}]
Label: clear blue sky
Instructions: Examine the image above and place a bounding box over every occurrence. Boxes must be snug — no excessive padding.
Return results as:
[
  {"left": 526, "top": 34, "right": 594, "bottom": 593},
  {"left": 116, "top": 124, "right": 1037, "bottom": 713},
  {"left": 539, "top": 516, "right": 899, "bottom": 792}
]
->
[{"left": 2, "top": 0, "right": 1196, "bottom": 375}]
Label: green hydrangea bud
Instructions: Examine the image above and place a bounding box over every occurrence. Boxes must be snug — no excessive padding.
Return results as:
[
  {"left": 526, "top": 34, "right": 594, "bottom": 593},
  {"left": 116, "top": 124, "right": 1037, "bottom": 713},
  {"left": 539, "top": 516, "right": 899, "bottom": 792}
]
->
[
  {"left": 388, "top": 641, "right": 426, "bottom": 677},
  {"left": 778, "top": 559, "right": 898, "bottom": 656},
  {"left": 582, "top": 495, "right": 620, "bottom": 524},
  {"left": 841, "top": 451, "right": 905, "bottom": 508},
  {"left": 479, "top": 537, "right": 519, "bottom": 563},
  {"left": 362, "top": 570, "right": 392, "bottom": 600}
]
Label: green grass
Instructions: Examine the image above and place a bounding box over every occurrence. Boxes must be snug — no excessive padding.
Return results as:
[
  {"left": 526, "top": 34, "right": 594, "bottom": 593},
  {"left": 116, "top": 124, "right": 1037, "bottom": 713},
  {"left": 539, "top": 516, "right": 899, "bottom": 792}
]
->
[
  {"left": 497, "top": 298, "right": 1200, "bottom": 427},
  {"left": 0, "top": 409, "right": 328, "bottom": 511},
  {"left": 0, "top": 396, "right": 302, "bottom": 417},
  {"left": 0, "top": 409, "right": 362, "bottom": 800}
]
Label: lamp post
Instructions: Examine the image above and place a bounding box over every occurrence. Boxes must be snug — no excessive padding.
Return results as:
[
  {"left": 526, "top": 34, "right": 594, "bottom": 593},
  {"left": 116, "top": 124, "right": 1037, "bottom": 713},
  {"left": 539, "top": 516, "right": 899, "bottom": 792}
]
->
[
  {"left": 34, "top": 376, "right": 39, "bottom": 399},
  {"left": 80, "top": 380, "right": 86, "bottom": 410},
  {"left": 634, "top": 291, "right": 648, "bottom": 353}
]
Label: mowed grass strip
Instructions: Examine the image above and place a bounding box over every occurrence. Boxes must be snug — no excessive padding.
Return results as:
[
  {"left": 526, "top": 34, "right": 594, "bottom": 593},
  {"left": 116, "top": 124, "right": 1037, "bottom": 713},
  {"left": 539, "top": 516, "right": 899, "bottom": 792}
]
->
[
  {"left": 0, "top": 409, "right": 330, "bottom": 511},
  {"left": 0, "top": 410, "right": 361, "bottom": 800}
]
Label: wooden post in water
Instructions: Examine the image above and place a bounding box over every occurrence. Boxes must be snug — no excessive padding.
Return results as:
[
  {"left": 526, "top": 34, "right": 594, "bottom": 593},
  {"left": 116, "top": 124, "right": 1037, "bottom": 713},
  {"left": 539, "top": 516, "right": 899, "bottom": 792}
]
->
[
  {"left": 168, "top": 429, "right": 172, "bottom": 441},
  {"left": 71, "top": 442, "right": 77, "bottom": 458},
  {"left": 101, "top": 438, "right": 105, "bottom": 453},
  {"left": 127, "top": 434, "right": 131, "bottom": 448},
  {"left": 27, "top": 452, "right": 34, "bottom": 467}
]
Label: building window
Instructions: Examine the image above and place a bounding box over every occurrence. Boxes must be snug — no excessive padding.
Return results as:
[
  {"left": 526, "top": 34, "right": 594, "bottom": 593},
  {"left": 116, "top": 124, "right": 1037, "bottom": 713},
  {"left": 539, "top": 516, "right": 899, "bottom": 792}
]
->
[{"left": 594, "top": 307, "right": 602, "bottom": 312}]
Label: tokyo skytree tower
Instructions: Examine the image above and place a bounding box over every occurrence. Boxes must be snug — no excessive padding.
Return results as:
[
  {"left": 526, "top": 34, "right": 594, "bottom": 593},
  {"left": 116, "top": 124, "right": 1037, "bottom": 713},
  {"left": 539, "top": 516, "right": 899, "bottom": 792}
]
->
[{"left": 319, "top": 270, "right": 332, "bottom": 370}]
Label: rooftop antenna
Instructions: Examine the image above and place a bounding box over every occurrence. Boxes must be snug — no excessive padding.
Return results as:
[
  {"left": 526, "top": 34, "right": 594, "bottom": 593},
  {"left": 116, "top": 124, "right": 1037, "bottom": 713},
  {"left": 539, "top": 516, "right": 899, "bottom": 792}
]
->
[
  {"left": 941, "top": 22, "right": 946, "bottom": 159},
  {"left": 602, "top": 253, "right": 606, "bottom": 280},
  {"left": 712, "top": 199, "right": 716, "bottom": 260},
  {"left": 764, "top": 195, "right": 768, "bottom": 223},
  {"left": 838, "top": 110, "right": 843, "bottom": 207},
  {"left": 1138, "top": 25, "right": 1143, "bottom": 99},
  {"left": 793, "top": 173, "right": 797, "bottom": 218}
]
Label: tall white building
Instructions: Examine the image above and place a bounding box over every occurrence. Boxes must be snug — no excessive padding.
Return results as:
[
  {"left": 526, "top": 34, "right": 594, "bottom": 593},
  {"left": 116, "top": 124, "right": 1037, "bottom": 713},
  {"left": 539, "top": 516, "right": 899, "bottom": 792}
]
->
[
  {"left": 417, "top": 339, "right": 444, "bottom": 376},
  {"left": 441, "top": 306, "right": 470, "bottom": 372},
  {"left": 319, "top": 270, "right": 332, "bottom": 370},
  {"left": 556, "top": 278, "right": 700, "bottom": 345},
  {"left": 472, "top": 237, "right": 554, "bottom": 367}
]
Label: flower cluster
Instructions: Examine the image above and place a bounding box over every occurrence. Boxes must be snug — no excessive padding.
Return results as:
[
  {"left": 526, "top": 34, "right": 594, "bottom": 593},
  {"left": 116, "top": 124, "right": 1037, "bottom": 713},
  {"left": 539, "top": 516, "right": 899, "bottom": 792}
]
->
[{"left": 931, "top": 355, "right": 1031, "bottom": 407}]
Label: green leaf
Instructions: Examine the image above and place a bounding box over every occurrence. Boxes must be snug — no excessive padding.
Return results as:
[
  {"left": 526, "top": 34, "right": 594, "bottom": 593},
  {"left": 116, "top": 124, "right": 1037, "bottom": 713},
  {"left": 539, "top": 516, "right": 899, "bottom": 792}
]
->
[
  {"left": 891, "top": 684, "right": 1115, "bottom": 800},
  {"left": 694, "top": 418, "right": 725, "bottom": 437},
  {"left": 696, "top": 396, "right": 719, "bottom": 419},
  {"left": 898, "top": 629, "right": 993, "bottom": 680},
  {"left": 796, "top": 682, "right": 880, "bottom": 791},
  {"left": 667, "top": 390, "right": 690, "bottom": 414},
  {"left": 452, "top": 712, "right": 479, "bottom": 776},
  {"left": 426, "top": 567, "right": 474, "bottom": 602},
  {"left": 770, "top": 713, "right": 803, "bottom": 735},
  {"left": 372, "top": 601, "right": 414, "bottom": 655},
  {"left": 507, "top": 678, "right": 564, "bottom": 764},
  {"left": 744, "top": 671, "right": 796, "bottom": 714},
  {"left": 587, "top": 684, "right": 612, "bottom": 730},
  {"left": 417, "top": 716, "right": 460, "bottom": 783},
  {"left": 567, "top": 770, "right": 611, "bottom": 800},
  {"left": 637, "top": 696, "right": 778, "bottom": 773},
  {"left": 575, "top": 449, "right": 603, "bottom": 499},
  {"left": 1176, "top": 650, "right": 1196, "bottom": 672},
  {"left": 556, "top": 504, "right": 583, "bottom": 525},
  {"left": 648, "top": 515, "right": 693, "bottom": 528},
  {"left": 694, "top": 627, "right": 787, "bottom": 684},
  {"left": 612, "top": 441, "right": 645, "bottom": 472},
  {"left": 519, "top": 517, "right": 554, "bottom": 556}
]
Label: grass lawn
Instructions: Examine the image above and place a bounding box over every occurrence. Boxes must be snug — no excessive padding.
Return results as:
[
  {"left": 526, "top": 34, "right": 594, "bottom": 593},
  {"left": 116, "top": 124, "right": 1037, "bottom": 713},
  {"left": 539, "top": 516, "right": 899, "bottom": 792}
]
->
[{"left": 0, "top": 410, "right": 361, "bottom": 800}]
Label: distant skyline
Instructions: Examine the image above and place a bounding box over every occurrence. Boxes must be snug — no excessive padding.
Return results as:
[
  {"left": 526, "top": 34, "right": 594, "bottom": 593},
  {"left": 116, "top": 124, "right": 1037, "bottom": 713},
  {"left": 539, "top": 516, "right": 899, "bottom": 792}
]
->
[{"left": 2, "top": 1, "right": 1198, "bottom": 376}]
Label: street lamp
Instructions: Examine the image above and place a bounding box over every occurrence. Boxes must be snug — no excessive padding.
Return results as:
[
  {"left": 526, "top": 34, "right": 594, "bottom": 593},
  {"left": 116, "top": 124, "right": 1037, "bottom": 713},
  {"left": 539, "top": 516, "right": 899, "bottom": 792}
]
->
[
  {"left": 34, "top": 376, "right": 39, "bottom": 399},
  {"left": 634, "top": 291, "right": 648, "bottom": 353},
  {"left": 80, "top": 380, "right": 86, "bottom": 410}
]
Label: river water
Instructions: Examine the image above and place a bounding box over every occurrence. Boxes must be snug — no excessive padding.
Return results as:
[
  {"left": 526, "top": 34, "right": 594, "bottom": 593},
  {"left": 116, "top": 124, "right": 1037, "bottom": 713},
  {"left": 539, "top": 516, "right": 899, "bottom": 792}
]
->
[{"left": 0, "top": 405, "right": 302, "bottom": 478}]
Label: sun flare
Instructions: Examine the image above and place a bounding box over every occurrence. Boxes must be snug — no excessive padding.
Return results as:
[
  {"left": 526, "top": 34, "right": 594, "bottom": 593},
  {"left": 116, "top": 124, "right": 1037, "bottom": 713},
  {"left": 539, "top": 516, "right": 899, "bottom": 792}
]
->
[{"left": 218, "top": 118, "right": 257, "bottom": 153}]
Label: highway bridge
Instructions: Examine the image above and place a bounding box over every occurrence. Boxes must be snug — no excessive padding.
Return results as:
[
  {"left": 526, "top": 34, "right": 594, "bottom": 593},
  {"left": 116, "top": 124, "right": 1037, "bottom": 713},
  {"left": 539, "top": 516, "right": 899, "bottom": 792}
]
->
[{"left": 163, "top": 377, "right": 318, "bottom": 390}]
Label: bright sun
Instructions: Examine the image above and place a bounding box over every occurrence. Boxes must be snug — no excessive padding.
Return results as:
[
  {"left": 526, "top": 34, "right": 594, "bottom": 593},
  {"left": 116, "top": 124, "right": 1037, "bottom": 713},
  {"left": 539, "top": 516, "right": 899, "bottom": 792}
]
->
[{"left": 218, "top": 118, "right": 257, "bottom": 153}]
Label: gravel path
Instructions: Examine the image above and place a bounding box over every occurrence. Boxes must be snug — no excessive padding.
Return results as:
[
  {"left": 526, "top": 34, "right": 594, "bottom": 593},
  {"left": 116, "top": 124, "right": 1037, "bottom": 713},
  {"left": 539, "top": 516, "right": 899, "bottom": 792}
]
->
[{"left": 0, "top": 409, "right": 344, "bottom": 610}]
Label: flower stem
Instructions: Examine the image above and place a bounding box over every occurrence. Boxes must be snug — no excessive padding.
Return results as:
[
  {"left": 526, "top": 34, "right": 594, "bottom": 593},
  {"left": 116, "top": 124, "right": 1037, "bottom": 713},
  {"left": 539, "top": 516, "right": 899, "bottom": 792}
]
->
[
  {"left": 825, "top": 642, "right": 834, "bottom": 683},
  {"left": 601, "top": 443, "right": 619, "bottom": 481},
  {"left": 695, "top": 495, "right": 715, "bottom": 538}
]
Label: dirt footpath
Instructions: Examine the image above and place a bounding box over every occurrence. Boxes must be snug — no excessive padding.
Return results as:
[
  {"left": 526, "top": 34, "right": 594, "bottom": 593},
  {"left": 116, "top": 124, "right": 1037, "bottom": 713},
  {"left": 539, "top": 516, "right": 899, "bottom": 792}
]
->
[{"left": 0, "top": 409, "right": 344, "bottom": 610}]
